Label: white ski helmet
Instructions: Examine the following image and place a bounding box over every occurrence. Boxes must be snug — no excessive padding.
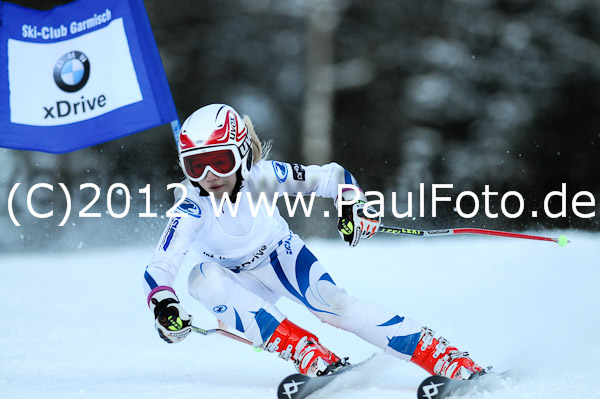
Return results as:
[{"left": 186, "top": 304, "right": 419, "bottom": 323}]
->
[{"left": 178, "top": 104, "right": 252, "bottom": 182}]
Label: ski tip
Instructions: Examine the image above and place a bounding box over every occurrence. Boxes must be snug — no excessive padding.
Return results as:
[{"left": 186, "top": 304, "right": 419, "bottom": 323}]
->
[
  {"left": 416, "top": 375, "right": 456, "bottom": 399},
  {"left": 277, "top": 374, "right": 311, "bottom": 399}
]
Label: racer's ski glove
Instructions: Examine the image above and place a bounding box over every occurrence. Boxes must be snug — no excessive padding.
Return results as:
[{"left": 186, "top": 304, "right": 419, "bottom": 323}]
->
[
  {"left": 337, "top": 193, "right": 381, "bottom": 247},
  {"left": 149, "top": 289, "right": 193, "bottom": 344}
]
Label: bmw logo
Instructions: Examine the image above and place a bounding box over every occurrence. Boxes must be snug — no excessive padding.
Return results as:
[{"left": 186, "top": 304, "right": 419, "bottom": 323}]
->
[{"left": 53, "top": 51, "right": 90, "bottom": 93}]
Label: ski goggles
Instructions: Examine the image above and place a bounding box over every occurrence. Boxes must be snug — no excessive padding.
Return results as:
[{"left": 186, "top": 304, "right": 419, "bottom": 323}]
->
[{"left": 180, "top": 145, "right": 242, "bottom": 182}]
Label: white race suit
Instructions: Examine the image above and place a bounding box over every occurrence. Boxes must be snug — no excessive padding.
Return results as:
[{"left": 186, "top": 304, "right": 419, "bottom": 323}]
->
[{"left": 143, "top": 160, "right": 422, "bottom": 361}]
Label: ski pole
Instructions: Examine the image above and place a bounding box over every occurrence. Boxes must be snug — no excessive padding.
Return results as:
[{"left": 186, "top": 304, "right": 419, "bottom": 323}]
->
[
  {"left": 191, "top": 325, "right": 254, "bottom": 346},
  {"left": 377, "top": 225, "right": 570, "bottom": 247}
]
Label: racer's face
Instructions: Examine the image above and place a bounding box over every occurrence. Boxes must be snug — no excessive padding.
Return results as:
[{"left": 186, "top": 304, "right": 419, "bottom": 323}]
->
[{"left": 199, "top": 170, "right": 237, "bottom": 199}]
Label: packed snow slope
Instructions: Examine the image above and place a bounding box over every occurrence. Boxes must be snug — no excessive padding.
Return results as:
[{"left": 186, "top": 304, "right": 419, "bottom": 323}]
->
[{"left": 1, "top": 232, "right": 598, "bottom": 399}]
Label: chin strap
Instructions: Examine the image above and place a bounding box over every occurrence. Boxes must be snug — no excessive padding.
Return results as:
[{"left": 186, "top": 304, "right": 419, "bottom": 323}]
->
[
  {"left": 231, "top": 170, "right": 244, "bottom": 198},
  {"left": 190, "top": 180, "right": 206, "bottom": 195}
]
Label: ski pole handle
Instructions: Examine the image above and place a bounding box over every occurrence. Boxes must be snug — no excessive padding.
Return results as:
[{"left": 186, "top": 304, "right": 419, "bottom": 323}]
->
[
  {"left": 378, "top": 225, "right": 569, "bottom": 246},
  {"left": 191, "top": 325, "right": 254, "bottom": 346}
]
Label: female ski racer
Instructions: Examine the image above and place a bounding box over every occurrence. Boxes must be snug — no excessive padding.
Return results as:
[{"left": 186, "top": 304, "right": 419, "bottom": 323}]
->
[{"left": 143, "top": 104, "right": 485, "bottom": 379}]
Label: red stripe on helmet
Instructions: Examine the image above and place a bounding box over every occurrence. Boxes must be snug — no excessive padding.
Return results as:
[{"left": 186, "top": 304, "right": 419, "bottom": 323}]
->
[
  {"left": 236, "top": 125, "right": 247, "bottom": 142},
  {"left": 206, "top": 110, "right": 234, "bottom": 145},
  {"left": 179, "top": 132, "right": 195, "bottom": 149}
]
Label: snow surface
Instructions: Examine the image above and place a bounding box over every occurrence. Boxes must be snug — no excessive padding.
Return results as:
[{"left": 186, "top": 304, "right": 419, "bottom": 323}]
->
[{"left": 1, "top": 232, "right": 599, "bottom": 399}]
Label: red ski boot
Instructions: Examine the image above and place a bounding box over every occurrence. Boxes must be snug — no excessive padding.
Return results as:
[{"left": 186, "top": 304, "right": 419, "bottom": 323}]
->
[
  {"left": 263, "top": 319, "right": 346, "bottom": 377},
  {"left": 411, "top": 327, "right": 485, "bottom": 380}
]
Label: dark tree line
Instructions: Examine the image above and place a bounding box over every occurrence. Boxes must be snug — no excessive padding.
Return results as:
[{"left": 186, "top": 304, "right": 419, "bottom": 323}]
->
[{"left": 2, "top": 0, "right": 598, "bottom": 252}]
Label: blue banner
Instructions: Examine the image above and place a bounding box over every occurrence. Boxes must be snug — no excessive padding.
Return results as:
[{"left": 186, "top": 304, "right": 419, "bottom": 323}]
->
[{"left": 0, "top": 0, "right": 179, "bottom": 153}]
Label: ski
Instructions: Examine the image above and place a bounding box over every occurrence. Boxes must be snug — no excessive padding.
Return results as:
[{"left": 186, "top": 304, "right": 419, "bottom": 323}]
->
[
  {"left": 276, "top": 357, "right": 373, "bottom": 399},
  {"left": 416, "top": 371, "right": 510, "bottom": 399},
  {"left": 417, "top": 375, "right": 471, "bottom": 399}
]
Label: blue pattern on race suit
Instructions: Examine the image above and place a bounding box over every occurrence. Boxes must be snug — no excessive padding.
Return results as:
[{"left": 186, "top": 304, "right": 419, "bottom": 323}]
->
[
  {"left": 252, "top": 308, "right": 280, "bottom": 342},
  {"left": 386, "top": 332, "right": 421, "bottom": 356},
  {"left": 269, "top": 247, "right": 338, "bottom": 316}
]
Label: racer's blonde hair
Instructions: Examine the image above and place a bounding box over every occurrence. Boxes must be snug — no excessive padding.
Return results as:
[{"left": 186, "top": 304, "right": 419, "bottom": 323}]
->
[{"left": 244, "top": 115, "right": 272, "bottom": 164}]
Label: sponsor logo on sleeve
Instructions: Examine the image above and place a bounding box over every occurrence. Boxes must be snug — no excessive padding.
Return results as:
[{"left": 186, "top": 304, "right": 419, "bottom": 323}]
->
[
  {"left": 291, "top": 163, "right": 305, "bottom": 181},
  {"left": 161, "top": 217, "right": 180, "bottom": 251},
  {"left": 272, "top": 161, "right": 289, "bottom": 183},
  {"left": 176, "top": 198, "right": 202, "bottom": 218}
]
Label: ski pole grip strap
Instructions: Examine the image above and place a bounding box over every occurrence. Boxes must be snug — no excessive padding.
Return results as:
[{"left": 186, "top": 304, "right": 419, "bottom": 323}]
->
[{"left": 147, "top": 286, "right": 177, "bottom": 307}]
